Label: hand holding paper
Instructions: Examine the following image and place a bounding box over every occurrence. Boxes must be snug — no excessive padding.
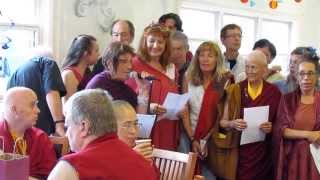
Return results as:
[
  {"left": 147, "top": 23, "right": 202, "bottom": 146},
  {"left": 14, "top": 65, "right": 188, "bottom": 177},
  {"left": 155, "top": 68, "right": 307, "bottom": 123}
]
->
[
  {"left": 161, "top": 92, "right": 190, "bottom": 120},
  {"left": 240, "top": 106, "right": 269, "bottom": 145}
]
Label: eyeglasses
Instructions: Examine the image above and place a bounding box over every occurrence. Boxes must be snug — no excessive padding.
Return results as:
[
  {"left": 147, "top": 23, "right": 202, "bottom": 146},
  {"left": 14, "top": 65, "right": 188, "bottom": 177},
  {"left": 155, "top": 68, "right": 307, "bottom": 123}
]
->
[
  {"left": 112, "top": 32, "right": 130, "bottom": 38},
  {"left": 120, "top": 120, "right": 142, "bottom": 130},
  {"left": 224, "top": 34, "right": 242, "bottom": 39},
  {"left": 298, "top": 71, "right": 316, "bottom": 78}
]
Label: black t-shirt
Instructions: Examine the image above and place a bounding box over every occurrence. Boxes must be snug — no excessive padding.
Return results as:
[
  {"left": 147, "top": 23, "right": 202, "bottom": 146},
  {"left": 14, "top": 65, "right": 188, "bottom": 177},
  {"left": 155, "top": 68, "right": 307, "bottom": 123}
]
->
[{"left": 7, "top": 56, "right": 66, "bottom": 135}]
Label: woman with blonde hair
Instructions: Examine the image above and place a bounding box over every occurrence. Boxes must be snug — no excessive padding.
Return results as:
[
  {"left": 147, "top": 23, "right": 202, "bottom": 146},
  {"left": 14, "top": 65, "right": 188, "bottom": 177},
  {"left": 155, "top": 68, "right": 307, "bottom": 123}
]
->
[{"left": 180, "top": 41, "right": 232, "bottom": 178}]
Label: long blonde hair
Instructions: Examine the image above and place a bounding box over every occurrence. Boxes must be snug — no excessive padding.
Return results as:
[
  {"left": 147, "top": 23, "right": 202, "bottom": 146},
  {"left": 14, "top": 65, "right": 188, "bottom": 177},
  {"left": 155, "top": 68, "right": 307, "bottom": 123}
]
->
[{"left": 187, "top": 41, "right": 227, "bottom": 86}]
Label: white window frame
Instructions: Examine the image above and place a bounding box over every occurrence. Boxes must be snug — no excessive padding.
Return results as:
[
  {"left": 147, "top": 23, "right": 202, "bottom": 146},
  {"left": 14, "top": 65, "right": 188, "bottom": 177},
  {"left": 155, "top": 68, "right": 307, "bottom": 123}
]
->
[{"left": 179, "top": 1, "right": 296, "bottom": 75}]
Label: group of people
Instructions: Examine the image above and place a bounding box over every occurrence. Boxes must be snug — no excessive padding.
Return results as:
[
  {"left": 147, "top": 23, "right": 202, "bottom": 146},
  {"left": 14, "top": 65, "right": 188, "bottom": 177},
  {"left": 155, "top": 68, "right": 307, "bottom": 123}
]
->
[{"left": 1, "top": 12, "right": 320, "bottom": 180}]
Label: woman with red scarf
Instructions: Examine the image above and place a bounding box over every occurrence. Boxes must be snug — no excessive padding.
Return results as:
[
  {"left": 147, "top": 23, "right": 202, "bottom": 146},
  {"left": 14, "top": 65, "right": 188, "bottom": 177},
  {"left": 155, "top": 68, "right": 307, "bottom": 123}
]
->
[{"left": 181, "top": 41, "right": 231, "bottom": 178}]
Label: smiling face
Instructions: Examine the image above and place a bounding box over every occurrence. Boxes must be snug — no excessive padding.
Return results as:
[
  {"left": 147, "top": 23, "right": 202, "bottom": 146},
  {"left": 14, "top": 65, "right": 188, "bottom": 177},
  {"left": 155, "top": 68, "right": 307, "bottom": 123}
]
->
[{"left": 146, "top": 34, "right": 166, "bottom": 58}]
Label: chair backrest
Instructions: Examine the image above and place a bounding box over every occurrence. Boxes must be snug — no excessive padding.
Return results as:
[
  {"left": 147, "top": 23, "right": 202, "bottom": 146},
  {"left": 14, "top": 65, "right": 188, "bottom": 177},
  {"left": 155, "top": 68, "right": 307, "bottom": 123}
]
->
[
  {"left": 49, "top": 136, "right": 70, "bottom": 157},
  {"left": 152, "top": 148, "right": 197, "bottom": 180}
]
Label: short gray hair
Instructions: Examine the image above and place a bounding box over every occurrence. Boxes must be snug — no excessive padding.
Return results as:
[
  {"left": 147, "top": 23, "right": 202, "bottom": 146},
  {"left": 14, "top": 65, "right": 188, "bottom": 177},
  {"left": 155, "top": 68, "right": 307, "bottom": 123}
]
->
[
  {"left": 112, "top": 100, "right": 135, "bottom": 121},
  {"left": 66, "top": 89, "right": 117, "bottom": 136},
  {"left": 170, "top": 31, "right": 189, "bottom": 50}
]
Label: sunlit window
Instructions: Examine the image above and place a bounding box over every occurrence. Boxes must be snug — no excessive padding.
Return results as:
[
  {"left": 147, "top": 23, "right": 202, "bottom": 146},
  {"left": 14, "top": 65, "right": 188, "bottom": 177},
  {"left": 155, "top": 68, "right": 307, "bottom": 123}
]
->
[
  {"left": 180, "top": 5, "right": 293, "bottom": 76},
  {"left": 0, "top": 0, "right": 39, "bottom": 97}
]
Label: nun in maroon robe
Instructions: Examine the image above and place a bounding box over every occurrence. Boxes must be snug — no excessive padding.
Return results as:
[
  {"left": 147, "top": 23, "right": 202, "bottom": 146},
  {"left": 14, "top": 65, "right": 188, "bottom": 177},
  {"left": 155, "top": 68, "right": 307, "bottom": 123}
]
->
[
  {"left": 236, "top": 79, "right": 281, "bottom": 180},
  {"left": 274, "top": 89, "right": 320, "bottom": 180}
]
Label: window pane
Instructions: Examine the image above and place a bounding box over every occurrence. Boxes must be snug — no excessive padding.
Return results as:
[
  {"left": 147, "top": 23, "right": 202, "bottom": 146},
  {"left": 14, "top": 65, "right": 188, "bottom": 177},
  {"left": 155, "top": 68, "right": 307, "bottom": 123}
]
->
[
  {"left": 222, "top": 14, "right": 256, "bottom": 55},
  {"left": 180, "top": 9, "right": 216, "bottom": 40},
  {"left": 261, "top": 20, "right": 290, "bottom": 54},
  {"left": 270, "top": 54, "right": 289, "bottom": 76},
  {"left": 0, "top": 28, "right": 38, "bottom": 76},
  {"left": 188, "top": 39, "right": 203, "bottom": 55},
  {"left": 0, "top": 0, "right": 37, "bottom": 24}
]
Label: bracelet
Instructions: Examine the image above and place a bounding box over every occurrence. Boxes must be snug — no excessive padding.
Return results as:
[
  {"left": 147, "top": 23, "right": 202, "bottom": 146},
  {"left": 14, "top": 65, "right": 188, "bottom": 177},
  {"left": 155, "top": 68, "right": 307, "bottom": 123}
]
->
[{"left": 54, "top": 120, "right": 65, "bottom": 125}]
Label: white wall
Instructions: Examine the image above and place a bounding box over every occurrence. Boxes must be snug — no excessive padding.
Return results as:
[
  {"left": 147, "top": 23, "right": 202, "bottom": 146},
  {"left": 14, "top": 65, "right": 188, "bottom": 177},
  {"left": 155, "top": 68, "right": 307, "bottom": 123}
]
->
[
  {"left": 48, "top": 0, "right": 320, "bottom": 64},
  {"left": 49, "top": 0, "right": 180, "bottom": 65}
]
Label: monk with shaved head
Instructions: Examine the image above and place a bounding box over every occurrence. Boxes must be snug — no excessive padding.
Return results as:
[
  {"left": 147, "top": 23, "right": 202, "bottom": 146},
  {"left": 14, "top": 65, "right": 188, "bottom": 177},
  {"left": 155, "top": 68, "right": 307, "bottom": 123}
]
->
[
  {"left": 211, "top": 50, "right": 281, "bottom": 180},
  {"left": 0, "top": 87, "right": 56, "bottom": 179}
]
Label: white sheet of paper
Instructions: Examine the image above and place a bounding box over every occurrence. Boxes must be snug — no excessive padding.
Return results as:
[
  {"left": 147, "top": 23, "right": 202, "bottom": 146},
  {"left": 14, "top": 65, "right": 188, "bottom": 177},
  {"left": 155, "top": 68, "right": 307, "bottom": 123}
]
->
[
  {"left": 161, "top": 92, "right": 190, "bottom": 120},
  {"left": 137, "top": 114, "right": 156, "bottom": 138},
  {"left": 240, "top": 106, "right": 269, "bottom": 145},
  {"left": 310, "top": 144, "right": 320, "bottom": 173}
]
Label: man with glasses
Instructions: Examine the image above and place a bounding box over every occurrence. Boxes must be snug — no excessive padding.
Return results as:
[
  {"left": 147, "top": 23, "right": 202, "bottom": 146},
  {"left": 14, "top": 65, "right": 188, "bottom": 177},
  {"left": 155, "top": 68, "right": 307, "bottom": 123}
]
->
[
  {"left": 92, "top": 19, "right": 135, "bottom": 75},
  {"left": 113, "top": 100, "right": 153, "bottom": 161},
  {"left": 48, "top": 89, "right": 159, "bottom": 180},
  {"left": 221, "top": 24, "right": 246, "bottom": 82}
]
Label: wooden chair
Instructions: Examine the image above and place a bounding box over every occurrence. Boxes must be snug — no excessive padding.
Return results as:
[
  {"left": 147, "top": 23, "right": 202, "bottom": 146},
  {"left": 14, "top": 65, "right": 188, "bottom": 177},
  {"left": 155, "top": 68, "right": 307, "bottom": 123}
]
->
[
  {"left": 49, "top": 136, "right": 70, "bottom": 158},
  {"left": 152, "top": 148, "right": 197, "bottom": 180}
]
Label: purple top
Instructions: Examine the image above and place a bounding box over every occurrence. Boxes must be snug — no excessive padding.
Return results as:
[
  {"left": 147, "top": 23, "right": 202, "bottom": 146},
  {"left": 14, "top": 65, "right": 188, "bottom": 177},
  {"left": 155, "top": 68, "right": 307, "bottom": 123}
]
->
[{"left": 86, "top": 71, "right": 138, "bottom": 108}]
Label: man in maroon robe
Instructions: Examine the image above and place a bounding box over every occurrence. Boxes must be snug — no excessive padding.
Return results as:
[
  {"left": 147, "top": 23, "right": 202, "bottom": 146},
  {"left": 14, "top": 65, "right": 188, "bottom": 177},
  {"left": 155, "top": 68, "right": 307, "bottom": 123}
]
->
[
  {"left": 0, "top": 87, "right": 57, "bottom": 179},
  {"left": 48, "top": 89, "right": 159, "bottom": 180},
  {"left": 219, "top": 50, "right": 281, "bottom": 180}
]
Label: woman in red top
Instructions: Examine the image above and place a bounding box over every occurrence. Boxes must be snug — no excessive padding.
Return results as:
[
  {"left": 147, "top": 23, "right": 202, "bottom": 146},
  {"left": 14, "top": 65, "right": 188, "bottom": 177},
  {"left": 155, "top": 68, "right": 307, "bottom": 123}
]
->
[
  {"left": 127, "top": 23, "right": 182, "bottom": 150},
  {"left": 61, "top": 34, "right": 100, "bottom": 103}
]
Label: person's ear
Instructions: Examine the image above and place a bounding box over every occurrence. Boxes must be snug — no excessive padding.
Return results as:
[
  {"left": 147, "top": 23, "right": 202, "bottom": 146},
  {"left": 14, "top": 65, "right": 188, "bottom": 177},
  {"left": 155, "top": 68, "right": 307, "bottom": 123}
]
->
[
  {"left": 106, "top": 60, "right": 114, "bottom": 72},
  {"left": 83, "top": 51, "right": 88, "bottom": 57},
  {"left": 10, "top": 105, "right": 18, "bottom": 115},
  {"left": 79, "top": 119, "right": 91, "bottom": 137}
]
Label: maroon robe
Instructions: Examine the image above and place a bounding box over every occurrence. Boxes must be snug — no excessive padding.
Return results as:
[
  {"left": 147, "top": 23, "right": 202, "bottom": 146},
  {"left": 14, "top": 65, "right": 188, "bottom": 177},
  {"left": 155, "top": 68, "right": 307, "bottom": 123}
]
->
[
  {"left": 237, "top": 80, "right": 281, "bottom": 180},
  {"left": 0, "top": 119, "right": 57, "bottom": 179},
  {"left": 126, "top": 56, "right": 180, "bottom": 151},
  {"left": 62, "top": 133, "right": 159, "bottom": 180},
  {"left": 274, "top": 89, "right": 320, "bottom": 180}
]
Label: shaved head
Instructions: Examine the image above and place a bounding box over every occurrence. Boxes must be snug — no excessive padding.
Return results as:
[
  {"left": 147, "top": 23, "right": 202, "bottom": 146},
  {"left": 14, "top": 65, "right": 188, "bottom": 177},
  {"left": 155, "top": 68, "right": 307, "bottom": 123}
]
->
[
  {"left": 246, "top": 50, "right": 268, "bottom": 67},
  {"left": 4, "top": 87, "right": 39, "bottom": 131},
  {"left": 245, "top": 50, "right": 268, "bottom": 84},
  {"left": 4, "top": 87, "right": 35, "bottom": 110}
]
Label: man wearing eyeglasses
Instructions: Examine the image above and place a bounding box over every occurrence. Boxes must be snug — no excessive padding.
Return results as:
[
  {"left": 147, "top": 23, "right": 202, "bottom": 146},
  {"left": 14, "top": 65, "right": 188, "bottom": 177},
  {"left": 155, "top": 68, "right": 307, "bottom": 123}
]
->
[
  {"left": 92, "top": 19, "right": 135, "bottom": 75},
  {"left": 113, "top": 100, "right": 153, "bottom": 162},
  {"left": 48, "top": 89, "right": 159, "bottom": 180},
  {"left": 221, "top": 24, "right": 246, "bottom": 82}
]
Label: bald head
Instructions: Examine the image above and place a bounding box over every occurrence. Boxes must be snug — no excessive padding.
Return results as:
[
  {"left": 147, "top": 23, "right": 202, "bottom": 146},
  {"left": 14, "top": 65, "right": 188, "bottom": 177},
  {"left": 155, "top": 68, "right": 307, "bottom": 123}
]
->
[
  {"left": 4, "top": 87, "right": 36, "bottom": 109},
  {"left": 245, "top": 50, "right": 268, "bottom": 84},
  {"left": 246, "top": 50, "right": 268, "bottom": 67},
  {"left": 4, "top": 87, "right": 39, "bottom": 129}
]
